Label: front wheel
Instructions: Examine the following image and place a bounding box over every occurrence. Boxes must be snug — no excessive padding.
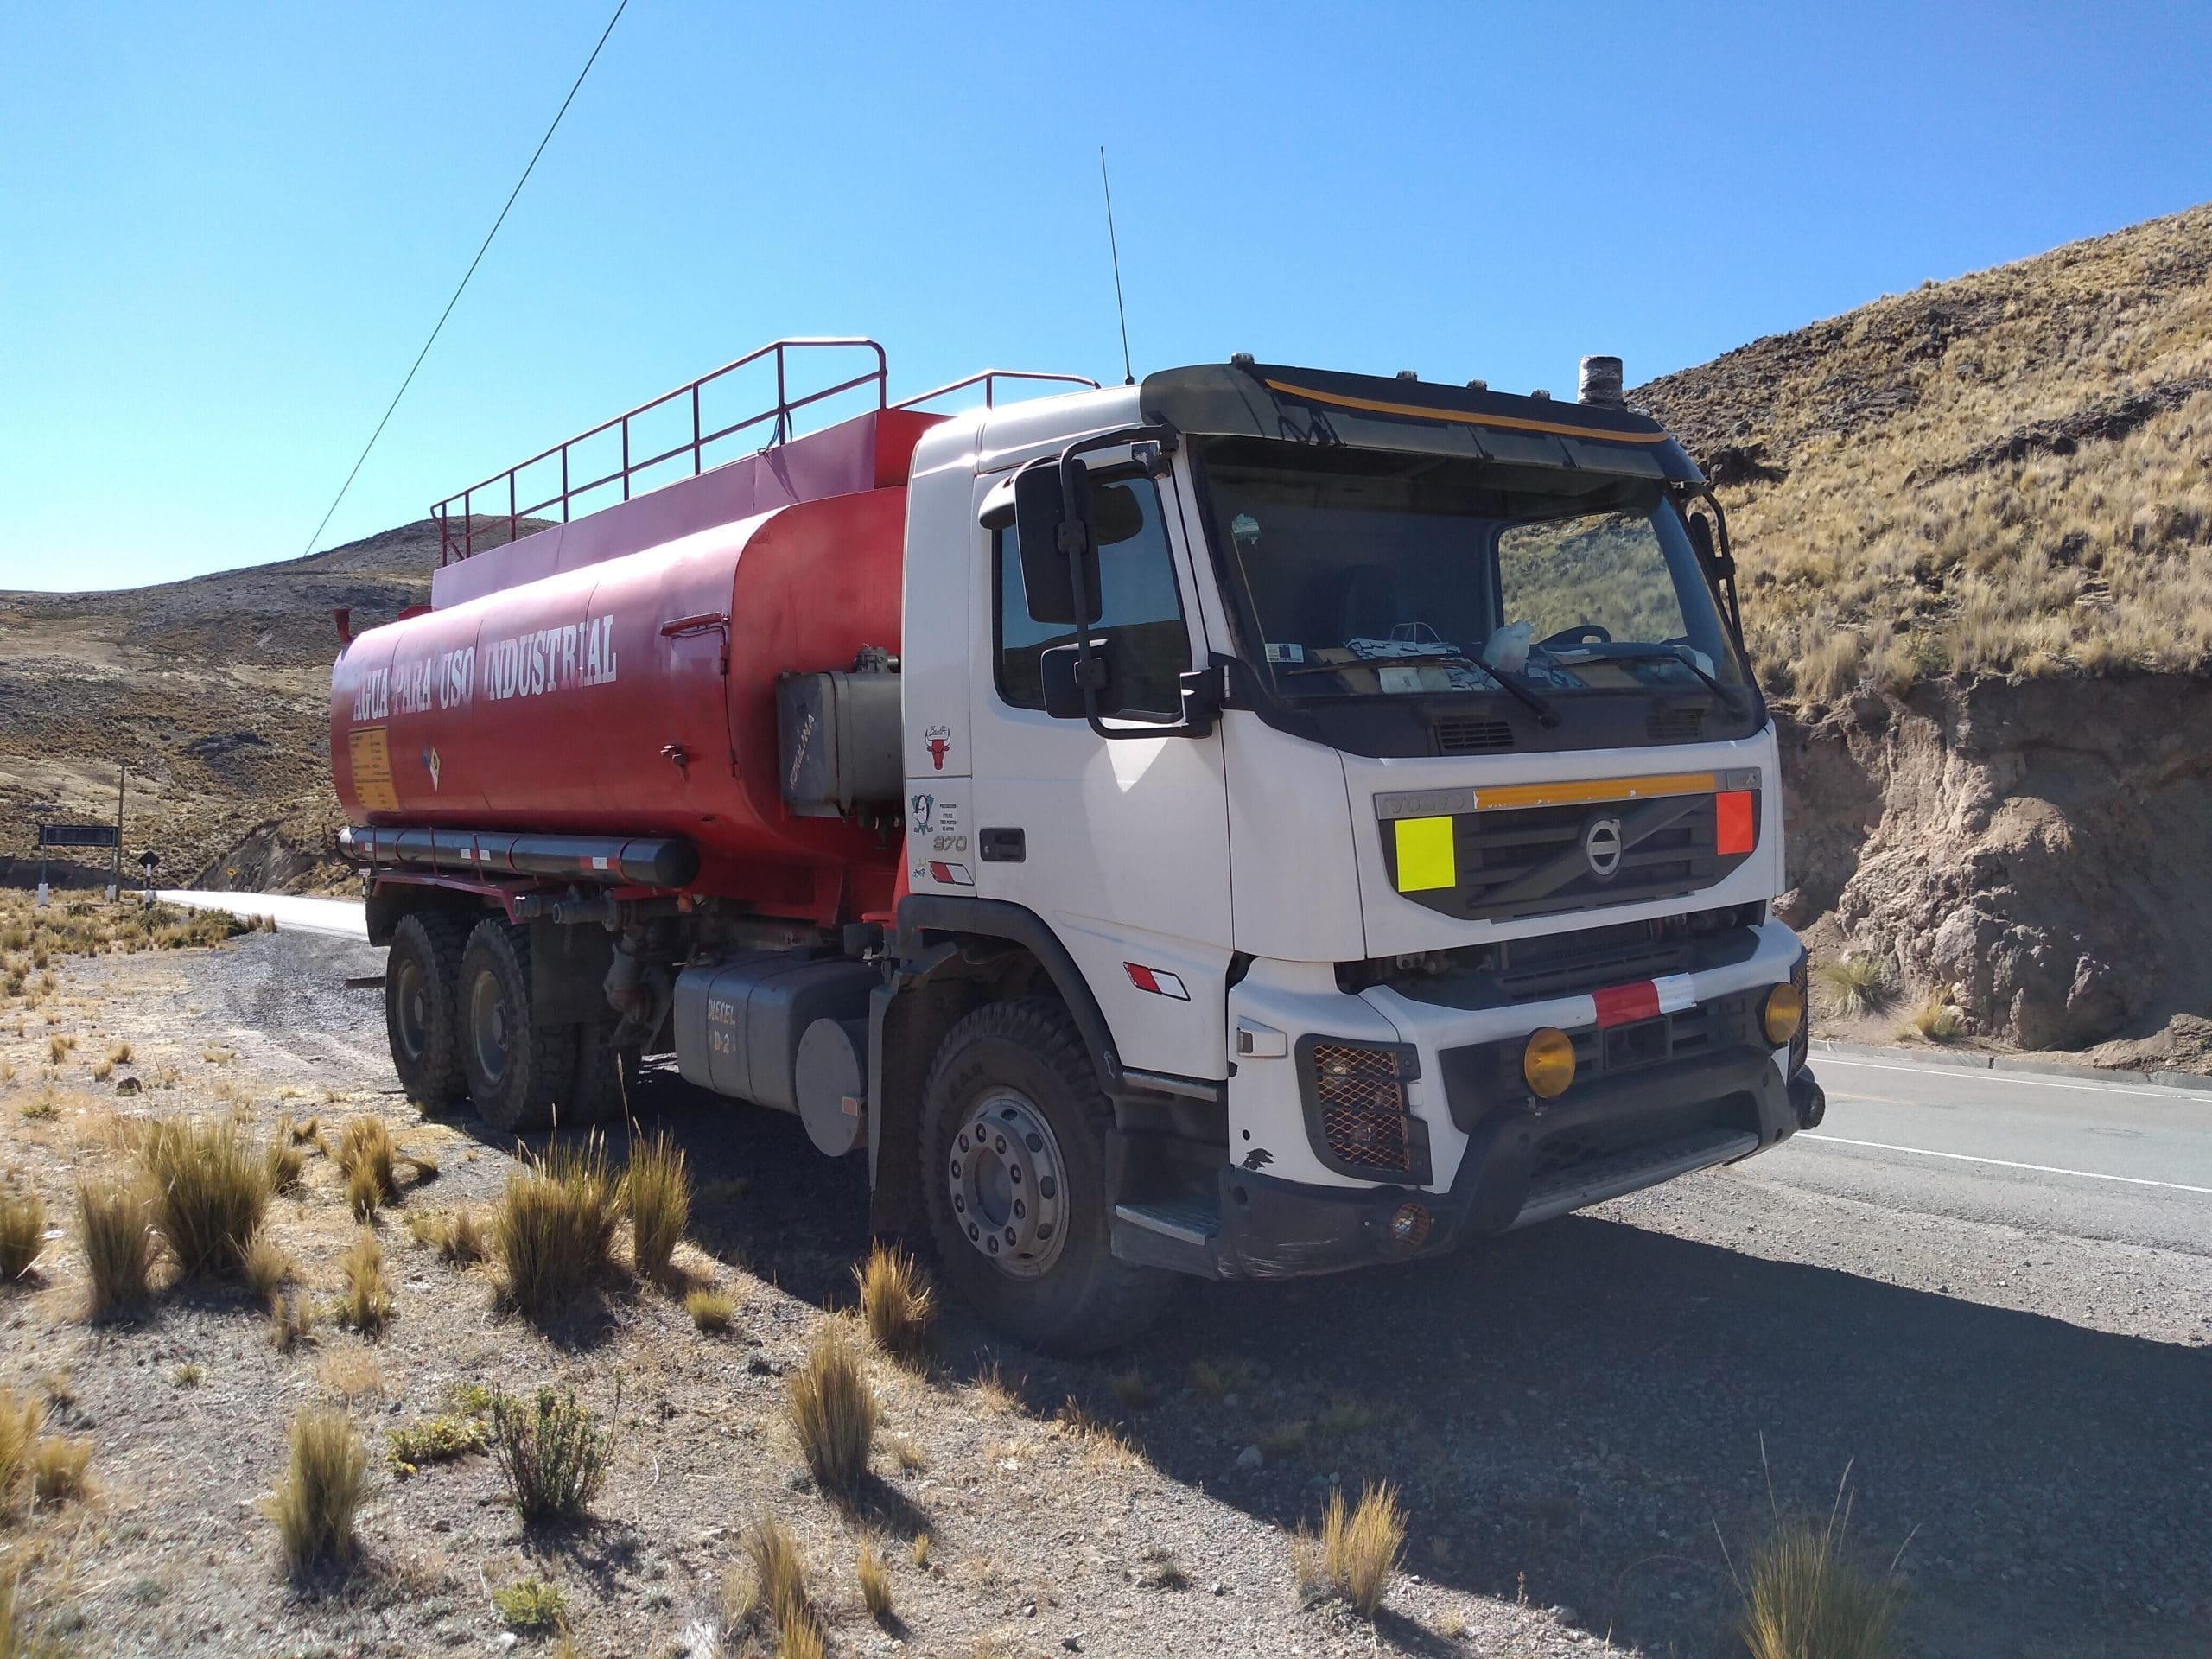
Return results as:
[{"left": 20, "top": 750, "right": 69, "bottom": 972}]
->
[{"left": 919, "top": 998, "right": 1174, "bottom": 1354}]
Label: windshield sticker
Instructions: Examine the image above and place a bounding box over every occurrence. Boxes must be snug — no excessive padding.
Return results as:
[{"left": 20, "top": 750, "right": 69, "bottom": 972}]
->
[{"left": 1263, "top": 642, "right": 1306, "bottom": 664}]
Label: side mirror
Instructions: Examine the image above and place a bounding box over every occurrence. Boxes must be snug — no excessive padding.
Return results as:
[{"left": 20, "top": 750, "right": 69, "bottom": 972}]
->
[
  {"left": 1014, "top": 460, "right": 1101, "bottom": 626},
  {"left": 1039, "top": 639, "right": 1122, "bottom": 720}
]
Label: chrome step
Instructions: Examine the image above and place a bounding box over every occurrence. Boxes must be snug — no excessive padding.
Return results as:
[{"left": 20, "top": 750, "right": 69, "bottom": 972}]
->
[
  {"left": 1112, "top": 1198, "right": 1219, "bottom": 1248},
  {"left": 1510, "top": 1127, "right": 1758, "bottom": 1230}
]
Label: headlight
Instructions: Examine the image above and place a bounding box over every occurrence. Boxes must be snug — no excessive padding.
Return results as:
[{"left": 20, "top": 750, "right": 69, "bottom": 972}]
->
[
  {"left": 1762, "top": 982, "right": 1806, "bottom": 1047},
  {"left": 1522, "top": 1027, "right": 1576, "bottom": 1099}
]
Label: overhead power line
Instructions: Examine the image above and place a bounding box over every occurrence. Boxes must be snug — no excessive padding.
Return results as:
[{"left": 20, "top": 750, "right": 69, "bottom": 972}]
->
[{"left": 301, "top": 0, "right": 630, "bottom": 558}]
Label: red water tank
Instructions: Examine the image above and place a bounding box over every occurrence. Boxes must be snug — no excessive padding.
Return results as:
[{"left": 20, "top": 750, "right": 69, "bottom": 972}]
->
[{"left": 329, "top": 485, "right": 906, "bottom": 925}]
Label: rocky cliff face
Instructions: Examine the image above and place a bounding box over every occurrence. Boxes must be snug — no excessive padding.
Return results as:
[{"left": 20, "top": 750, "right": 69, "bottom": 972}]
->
[{"left": 1781, "top": 673, "right": 2212, "bottom": 1053}]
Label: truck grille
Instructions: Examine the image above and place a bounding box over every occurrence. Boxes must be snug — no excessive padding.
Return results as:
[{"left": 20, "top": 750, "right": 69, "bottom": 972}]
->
[
  {"left": 1435, "top": 991, "right": 1756, "bottom": 1130},
  {"left": 1435, "top": 716, "right": 1513, "bottom": 754},
  {"left": 1384, "top": 789, "right": 1758, "bottom": 924}
]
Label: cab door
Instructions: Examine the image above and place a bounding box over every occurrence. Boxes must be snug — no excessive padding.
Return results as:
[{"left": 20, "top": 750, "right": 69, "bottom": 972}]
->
[{"left": 964, "top": 454, "right": 1233, "bottom": 1083}]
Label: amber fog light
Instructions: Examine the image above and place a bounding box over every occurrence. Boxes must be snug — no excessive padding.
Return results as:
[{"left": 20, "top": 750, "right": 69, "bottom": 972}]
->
[
  {"left": 1389, "top": 1202, "right": 1432, "bottom": 1249},
  {"left": 1762, "top": 982, "right": 1806, "bottom": 1046},
  {"left": 1522, "top": 1027, "right": 1576, "bottom": 1099}
]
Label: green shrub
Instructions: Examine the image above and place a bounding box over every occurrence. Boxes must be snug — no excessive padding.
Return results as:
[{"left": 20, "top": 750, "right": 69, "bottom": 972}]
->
[
  {"left": 386, "top": 1414, "right": 488, "bottom": 1475},
  {"left": 489, "top": 1388, "right": 610, "bottom": 1526},
  {"left": 493, "top": 1577, "right": 566, "bottom": 1634}
]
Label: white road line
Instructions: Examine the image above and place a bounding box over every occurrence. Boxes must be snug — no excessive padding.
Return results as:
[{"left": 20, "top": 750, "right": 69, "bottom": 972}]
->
[
  {"left": 1799, "top": 1132, "right": 2212, "bottom": 1196},
  {"left": 1817, "top": 1054, "right": 2196, "bottom": 1102}
]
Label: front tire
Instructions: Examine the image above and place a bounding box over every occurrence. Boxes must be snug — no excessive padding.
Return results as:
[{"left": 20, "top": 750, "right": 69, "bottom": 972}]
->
[
  {"left": 385, "top": 912, "right": 468, "bottom": 1108},
  {"left": 458, "top": 919, "right": 575, "bottom": 1132},
  {"left": 919, "top": 998, "right": 1174, "bottom": 1354}
]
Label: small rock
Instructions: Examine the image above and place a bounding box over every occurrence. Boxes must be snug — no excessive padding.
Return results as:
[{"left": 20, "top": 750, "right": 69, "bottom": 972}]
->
[
  {"left": 496, "top": 1637, "right": 519, "bottom": 1651},
  {"left": 747, "top": 1357, "right": 774, "bottom": 1376},
  {"left": 1061, "top": 1637, "right": 1082, "bottom": 1652},
  {"left": 1236, "top": 1445, "right": 1263, "bottom": 1471},
  {"left": 1020, "top": 1601, "right": 1036, "bottom": 1618},
  {"left": 1209, "top": 1580, "right": 1225, "bottom": 1596}
]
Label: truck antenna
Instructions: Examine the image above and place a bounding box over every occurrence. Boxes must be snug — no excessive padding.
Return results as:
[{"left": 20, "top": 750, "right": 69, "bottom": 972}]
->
[{"left": 1099, "top": 146, "right": 1135, "bottom": 387}]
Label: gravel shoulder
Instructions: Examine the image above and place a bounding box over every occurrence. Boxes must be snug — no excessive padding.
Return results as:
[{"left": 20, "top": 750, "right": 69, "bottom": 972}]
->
[{"left": 0, "top": 931, "right": 2205, "bottom": 1657}]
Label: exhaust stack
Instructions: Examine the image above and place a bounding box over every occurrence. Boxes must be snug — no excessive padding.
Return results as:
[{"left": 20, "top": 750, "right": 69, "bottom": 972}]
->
[{"left": 1578, "top": 355, "right": 1624, "bottom": 408}]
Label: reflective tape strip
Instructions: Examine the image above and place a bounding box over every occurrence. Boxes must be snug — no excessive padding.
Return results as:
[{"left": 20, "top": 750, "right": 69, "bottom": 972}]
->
[
  {"left": 1654, "top": 974, "right": 1697, "bottom": 1014},
  {"left": 1592, "top": 981, "right": 1662, "bottom": 1027},
  {"left": 1393, "top": 816, "right": 1457, "bottom": 892}
]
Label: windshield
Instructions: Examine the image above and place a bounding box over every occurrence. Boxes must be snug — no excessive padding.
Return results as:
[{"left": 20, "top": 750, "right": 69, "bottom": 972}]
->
[{"left": 1194, "top": 439, "right": 1752, "bottom": 721}]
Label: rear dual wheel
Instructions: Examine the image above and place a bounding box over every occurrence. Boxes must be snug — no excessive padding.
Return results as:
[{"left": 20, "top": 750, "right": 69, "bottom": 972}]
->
[{"left": 385, "top": 912, "right": 469, "bottom": 1108}]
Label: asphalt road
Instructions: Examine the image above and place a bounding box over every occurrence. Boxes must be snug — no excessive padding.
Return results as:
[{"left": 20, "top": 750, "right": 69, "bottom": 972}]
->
[{"left": 157, "top": 887, "right": 368, "bottom": 940}]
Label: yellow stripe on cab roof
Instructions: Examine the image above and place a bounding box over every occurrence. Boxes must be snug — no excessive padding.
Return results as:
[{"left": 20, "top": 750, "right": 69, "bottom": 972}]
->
[{"left": 1262, "top": 378, "right": 1672, "bottom": 445}]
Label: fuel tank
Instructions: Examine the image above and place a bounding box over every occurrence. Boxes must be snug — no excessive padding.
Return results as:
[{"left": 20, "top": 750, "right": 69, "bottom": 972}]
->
[{"left": 329, "top": 486, "right": 906, "bottom": 922}]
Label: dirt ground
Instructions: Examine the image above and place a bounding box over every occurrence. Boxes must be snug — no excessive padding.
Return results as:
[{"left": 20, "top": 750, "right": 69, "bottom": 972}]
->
[{"left": 1, "top": 924, "right": 2208, "bottom": 1658}]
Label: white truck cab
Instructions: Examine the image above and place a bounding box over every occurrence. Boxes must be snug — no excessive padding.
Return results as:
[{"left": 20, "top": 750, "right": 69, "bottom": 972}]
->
[{"left": 879, "top": 359, "right": 1819, "bottom": 1347}]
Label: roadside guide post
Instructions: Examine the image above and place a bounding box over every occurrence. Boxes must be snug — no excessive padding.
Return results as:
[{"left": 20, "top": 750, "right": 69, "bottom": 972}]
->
[
  {"left": 109, "top": 764, "right": 125, "bottom": 903},
  {"left": 139, "top": 849, "right": 159, "bottom": 906}
]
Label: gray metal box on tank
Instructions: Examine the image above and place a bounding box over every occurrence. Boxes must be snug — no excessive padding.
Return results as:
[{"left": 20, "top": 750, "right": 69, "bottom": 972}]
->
[
  {"left": 672, "top": 954, "right": 880, "bottom": 1112},
  {"left": 777, "top": 667, "right": 901, "bottom": 818}
]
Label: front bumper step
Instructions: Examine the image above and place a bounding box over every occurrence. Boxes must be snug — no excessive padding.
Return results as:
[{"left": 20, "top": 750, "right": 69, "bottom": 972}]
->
[
  {"left": 1508, "top": 1125, "right": 1758, "bottom": 1230},
  {"left": 1113, "top": 1198, "right": 1218, "bottom": 1249}
]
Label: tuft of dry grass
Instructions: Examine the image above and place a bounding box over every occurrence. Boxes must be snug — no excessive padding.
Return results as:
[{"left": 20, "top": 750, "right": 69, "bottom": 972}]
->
[
  {"left": 0, "top": 1567, "right": 68, "bottom": 1659},
  {"left": 855, "top": 1242, "right": 936, "bottom": 1363},
  {"left": 1294, "top": 1481, "right": 1406, "bottom": 1618},
  {"left": 266, "top": 1407, "right": 368, "bottom": 1577},
  {"left": 27, "top": 1435, "right": 90, "bottom": 1507},
  {"left": 1108, "top": 1367, "right": 1156, "bottom": 1409},
  {"left": 1904, "top": 993, "right": 1967, "bottom": 1044},
  {"left": 623, "top": 1132, "right": 690, "bottom": 1284},
  {"left": 244, "top": 1233, "right": 296, "bottom": 1305},
  {"left": 264, "top": 1130, "right": 305, "bottom": 1196},
  {"left": 493, "top": 1135, "right": 620, "bottom": 1317},
  {"left": 405, "top": 1206, "right": 487, "bottom": 1266},
  {"left": 334, "top": 1229, "right": 392, "bottom": 1335},
  {"left": 686, "top": 1286, "right": 735, "bottom": 1332},
  {"left": 786, "top": 1322, "right": 880, "bottom": 1492},
  {"left": 488, "top": 1387, "right": 610, "bottom": 1527},
  {"left": 728, "top": 1513, "right": 820, "bottom": 1656},
  {"left": 1814, "top": 954, "right": 1895, "bottom": 1020},
  {"left": 0, "top": 1193, "right": 45, "bottom": 1281},
  {"left": 77, "top": 1178, "right": 153, "bottom": 1319},
  {"left": 105, "top": 1040, "right": 131, "bottom": 1066},
  {"left": 140, "top": 1116, "right": 269, "bottom": 1277},
  {"left": 338, "top": 1117, "right": 397, "bottom": 1217},
  {"left": 0, "top": 1392, "right": 40, "bottom": 1502},
  {"left": 270, "top": 1289, "right": 316, "bottom": 1352},
  {"left": 1730, "top": 1465, "right": 1904, "bottom": 1659},
  {"left": 856, "top": 1538, "right": 894, "bottom": 1623}
]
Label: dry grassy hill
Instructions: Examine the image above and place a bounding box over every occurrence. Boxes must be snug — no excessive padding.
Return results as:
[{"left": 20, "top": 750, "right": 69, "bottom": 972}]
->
[
  {"left": 1636, "top": 203, "right": 2212, "bottom": 1064},
  {"left": 1636, "top": 201, "right": 2212, "bottom": 699},
  {"left": 0, "top": 518, "right": 537, "bottom": 892}
]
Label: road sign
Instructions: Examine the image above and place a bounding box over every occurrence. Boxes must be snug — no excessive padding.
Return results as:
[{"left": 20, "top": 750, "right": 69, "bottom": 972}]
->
[{"left": 37, "top": 823, "right": 119, "bottom": 849}]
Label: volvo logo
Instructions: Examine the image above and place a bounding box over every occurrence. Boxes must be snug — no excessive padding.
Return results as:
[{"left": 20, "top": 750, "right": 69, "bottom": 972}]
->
[{"left": 1583, "top": 815, "right": 1625, "bottom": 880}]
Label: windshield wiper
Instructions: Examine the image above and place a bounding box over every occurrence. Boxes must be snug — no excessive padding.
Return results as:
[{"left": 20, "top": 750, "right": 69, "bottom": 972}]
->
[
  {"left": 1277, "top": 652, "right": 1558, "bottom": 727},
  {"left": 1562, "top": 645, "right": 1751, "bottom": 713}
]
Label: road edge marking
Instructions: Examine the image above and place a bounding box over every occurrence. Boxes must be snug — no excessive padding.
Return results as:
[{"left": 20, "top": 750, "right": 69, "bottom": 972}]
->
[{"left": 1798, "top": 1133, "right": 2212, "bottom": 1196}]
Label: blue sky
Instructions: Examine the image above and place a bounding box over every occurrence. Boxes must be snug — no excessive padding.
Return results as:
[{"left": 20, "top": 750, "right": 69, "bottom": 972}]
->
[{"left": 3, "top": 2, "right": 2209, "bottom": 593}]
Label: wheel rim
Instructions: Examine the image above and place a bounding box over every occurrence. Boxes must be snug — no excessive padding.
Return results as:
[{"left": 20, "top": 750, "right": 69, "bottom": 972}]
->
[
  {"left": 467, "top": 969, "right": 510, "bottom": 1086},
  {"left": 393, "top": 957, "right": 430, "bottom": 1063},
  {"left": 946, "top": 1090, "right": 1069, "bottom": 1280}
]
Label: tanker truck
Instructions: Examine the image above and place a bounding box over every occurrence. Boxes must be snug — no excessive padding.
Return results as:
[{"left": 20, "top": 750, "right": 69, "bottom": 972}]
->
[{"left": 330, "top": 337, "right": 1823, "bottom": 1351}]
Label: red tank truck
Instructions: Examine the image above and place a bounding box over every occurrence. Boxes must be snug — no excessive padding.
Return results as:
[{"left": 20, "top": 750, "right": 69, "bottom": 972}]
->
[{"left": 334, "top": 338, "right": 1821, "bottom": 1351}]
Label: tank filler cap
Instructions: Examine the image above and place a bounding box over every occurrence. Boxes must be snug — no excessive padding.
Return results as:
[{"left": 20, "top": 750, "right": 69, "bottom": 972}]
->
[
  {"left": 1395, "top": 369, "right": 1419, "bottom": 381},
  {"left": 1230, "top": 353, "right": 1255, "bottom": 366}
]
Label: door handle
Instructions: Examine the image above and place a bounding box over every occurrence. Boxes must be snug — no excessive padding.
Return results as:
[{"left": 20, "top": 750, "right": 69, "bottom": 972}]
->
[{"left": 979, "top": 827, "right": 1026, "bottom": 863}]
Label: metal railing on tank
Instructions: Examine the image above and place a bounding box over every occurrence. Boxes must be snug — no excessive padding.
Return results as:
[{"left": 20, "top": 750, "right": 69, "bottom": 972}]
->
[
  {"left": 430, "top": 337, "right": 889, "bottom": 564},
  {"left": 893, "top": 369, "right": 1100, "bottom": 411}
]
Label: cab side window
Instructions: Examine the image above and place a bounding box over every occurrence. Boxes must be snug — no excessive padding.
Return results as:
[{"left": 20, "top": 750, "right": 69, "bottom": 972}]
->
[{"left": 995, "top": 474, "right": 1191, "bottom": 716}]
